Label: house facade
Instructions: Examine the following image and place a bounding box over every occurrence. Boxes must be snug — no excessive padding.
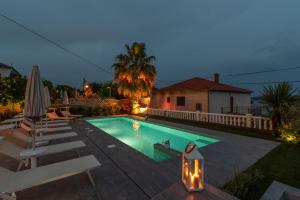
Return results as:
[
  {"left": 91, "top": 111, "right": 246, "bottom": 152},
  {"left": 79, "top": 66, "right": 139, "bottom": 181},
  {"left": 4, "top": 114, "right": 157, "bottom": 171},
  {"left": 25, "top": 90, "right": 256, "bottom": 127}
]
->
[
  {"left": 0, "top": 63, "right": 21, "bottom": 78},
  {"left": 151, "top": 74, "right": 252, "bottom": 114}
]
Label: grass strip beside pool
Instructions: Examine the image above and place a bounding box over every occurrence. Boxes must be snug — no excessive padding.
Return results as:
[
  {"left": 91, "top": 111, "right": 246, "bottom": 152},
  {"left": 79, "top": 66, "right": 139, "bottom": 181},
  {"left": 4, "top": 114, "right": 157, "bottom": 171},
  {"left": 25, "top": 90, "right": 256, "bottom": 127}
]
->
[{"left": 224, "top": 143, "right": 300, "bottom": 200}]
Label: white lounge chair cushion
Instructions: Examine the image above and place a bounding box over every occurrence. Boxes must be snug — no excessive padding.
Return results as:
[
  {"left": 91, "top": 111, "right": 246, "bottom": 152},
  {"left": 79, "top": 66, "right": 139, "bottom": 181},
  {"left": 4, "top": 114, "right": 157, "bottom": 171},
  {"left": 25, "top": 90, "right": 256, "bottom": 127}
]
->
[
  {"left": 20, "top": 123, "right": 72, "bottom": 133},
  {"left": 0, "top": 118, "right": 23, "bottom": 125},
  {"left": 61, "top": 111, "right": 82, "bottom": 118},
  {"left": 0, "top": 137, "right": 22, "bottom": 160},
  {"left": 48, "top": 112, "right": 72, "bottom": 120},
  {"left": 39, "top": 122, "right": 68, "bottom": 127},
  {"left": 1, "top": 117, "right": 68, "bottom": 126},
  {"left": 12, "top": 129, "right": 78, "bottom": 143},
  {"left": 43, "top": 118, "right": 68, "bottom": 123},
  {"left": 37, "top": 141, "right": 85, "bottom": 156},
  {"left": 0, "top": 155, "right": 101, "bottom": 193},
  {"left": 13, "top": 113, "right": 24, "bottom": 118},
  {"left": 0, "top": 138, "right": 85, "bottom": 160},
  {"left": 0, "top": 124, "right": 16, "bottom": 131},
  {"left": 24, "top": 119, "right": 68, "bottom": 127}
]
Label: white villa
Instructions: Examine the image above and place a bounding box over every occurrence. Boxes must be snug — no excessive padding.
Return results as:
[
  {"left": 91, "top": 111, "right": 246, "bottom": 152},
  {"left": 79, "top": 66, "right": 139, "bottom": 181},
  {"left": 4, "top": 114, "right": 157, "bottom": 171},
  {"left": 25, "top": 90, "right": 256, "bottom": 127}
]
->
[{"left": 150, "top": 74, "right": 252, "bottom": 114}]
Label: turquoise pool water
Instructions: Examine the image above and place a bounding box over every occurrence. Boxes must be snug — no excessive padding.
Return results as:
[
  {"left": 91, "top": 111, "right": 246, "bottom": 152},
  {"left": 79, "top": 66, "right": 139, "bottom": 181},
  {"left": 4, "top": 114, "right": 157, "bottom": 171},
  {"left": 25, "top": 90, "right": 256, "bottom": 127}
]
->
[{"left": 86, "top": 117, "right": 219, "bottom": 161}]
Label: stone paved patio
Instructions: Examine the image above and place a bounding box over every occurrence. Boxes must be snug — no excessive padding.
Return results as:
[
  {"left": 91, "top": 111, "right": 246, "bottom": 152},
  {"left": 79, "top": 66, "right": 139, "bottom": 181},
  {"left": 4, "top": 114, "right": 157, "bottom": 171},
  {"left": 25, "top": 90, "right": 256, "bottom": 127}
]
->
[
  {"left": 147, "top": 118, "right": 280, "bottom": 187},
  {"left": 152, "top": 182, "right": 239, "bottom": 200},
  {"left": 0, "top": 116, "right": 279, "bottom": 199}
]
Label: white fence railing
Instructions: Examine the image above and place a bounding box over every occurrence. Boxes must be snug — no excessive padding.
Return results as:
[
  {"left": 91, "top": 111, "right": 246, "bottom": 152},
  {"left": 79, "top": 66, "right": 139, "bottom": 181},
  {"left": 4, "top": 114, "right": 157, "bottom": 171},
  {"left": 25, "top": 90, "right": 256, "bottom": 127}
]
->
[{"left": 146, "top": 108, "right": 273, "bottom": 131}]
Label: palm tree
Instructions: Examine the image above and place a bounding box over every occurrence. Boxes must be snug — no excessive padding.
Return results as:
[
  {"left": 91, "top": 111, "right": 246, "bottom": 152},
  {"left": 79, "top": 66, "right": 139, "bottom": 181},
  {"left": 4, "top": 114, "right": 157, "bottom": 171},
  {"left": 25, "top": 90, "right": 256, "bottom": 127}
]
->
[
  {"left": 261, "top": 82, "right": 297, "bottom": 128},
  {"left": 112, "top": 42, "right": 156, "bottom": 113}
]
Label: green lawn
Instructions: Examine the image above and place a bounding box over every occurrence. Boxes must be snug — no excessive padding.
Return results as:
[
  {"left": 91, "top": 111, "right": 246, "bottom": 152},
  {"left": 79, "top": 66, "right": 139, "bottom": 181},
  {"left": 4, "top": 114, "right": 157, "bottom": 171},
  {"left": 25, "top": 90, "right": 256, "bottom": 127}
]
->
[
  {"left": 147, "top": 115, "right": 300, "bottom": 200},
  {"left": 224, "top": 143, "right": 300, "bottom": 200}
]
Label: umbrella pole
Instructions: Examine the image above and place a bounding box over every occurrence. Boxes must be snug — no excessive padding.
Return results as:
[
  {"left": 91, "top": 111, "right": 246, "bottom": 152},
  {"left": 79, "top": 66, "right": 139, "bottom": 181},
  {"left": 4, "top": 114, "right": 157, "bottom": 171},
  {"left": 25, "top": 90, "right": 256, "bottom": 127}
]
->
[
  {"left": 45, "top": 109, "right": 48, "bottom": 128},
  {"left": 32, "top": 118, "right": 36, "bottom": 149}
]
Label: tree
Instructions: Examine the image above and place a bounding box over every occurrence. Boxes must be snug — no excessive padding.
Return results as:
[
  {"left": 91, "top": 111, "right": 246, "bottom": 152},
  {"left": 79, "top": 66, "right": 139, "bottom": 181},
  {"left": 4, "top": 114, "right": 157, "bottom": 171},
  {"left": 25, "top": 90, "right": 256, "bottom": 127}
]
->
[
  {"left": 112, "top": 42, "right": 156, "bottom": 113},
  {"left": 90, "top": 81, "right": 122, "bottom": 99},
  {"left": 0, "top": 76, "right": 26, "bottom": 104},
  {"left": 0, "top": 77, "right": 13, "bottom": 104},
  {"left": 56, "top": 85, "right": 77, "bottom": 98},
  {"left": 43, "top": 79, "right": 57, "bottom": 101},
  {"left": 261, "top": 82, "right": 298, "bottom": 128},
  {"left": 83, "top": 85, "right": 95, "bottom": 98}
]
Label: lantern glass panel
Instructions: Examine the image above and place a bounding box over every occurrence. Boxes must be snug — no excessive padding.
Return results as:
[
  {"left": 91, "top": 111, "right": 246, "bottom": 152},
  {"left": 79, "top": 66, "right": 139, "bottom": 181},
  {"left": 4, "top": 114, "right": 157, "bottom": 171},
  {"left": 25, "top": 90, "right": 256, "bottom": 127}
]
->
[
  {"left": 182, "top": 157, "right": 189, "bottom": 184},
  {"left": 181, "top": 145, "right": 204, "bottom": 192}
]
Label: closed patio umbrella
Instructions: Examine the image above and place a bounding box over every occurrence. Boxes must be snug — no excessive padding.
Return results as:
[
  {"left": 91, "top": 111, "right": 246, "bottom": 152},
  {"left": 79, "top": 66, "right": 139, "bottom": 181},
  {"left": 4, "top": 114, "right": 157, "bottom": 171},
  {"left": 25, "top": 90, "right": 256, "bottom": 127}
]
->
[
  {"left": 44, "top": 87, "right": 51, "bottom": 108},
  {"left": 24, "top": 65, "right": 45, "bottom": 147},
  {"left": 62, "top": 90, "right": 70, "bottom": 116},
  {"left": 63, "top": 90, "right": 69, "bottom": 105},
  {"left": 60, "top": 90, "right": 64, "bottom": 99}
]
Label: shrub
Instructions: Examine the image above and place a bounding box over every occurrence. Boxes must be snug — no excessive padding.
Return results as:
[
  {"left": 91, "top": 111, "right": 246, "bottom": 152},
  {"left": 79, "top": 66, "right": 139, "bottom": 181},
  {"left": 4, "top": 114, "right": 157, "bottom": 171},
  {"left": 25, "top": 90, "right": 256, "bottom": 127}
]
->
[
  {"left": 224, "top": 169, "right": 264, "bottom": 198},
  {"left": 286, "top": 106, "right": 300, "bottom": 134},
  {"left": 67, "top": 103, "right": 126, "bottom": 117},
  {"left": 120, "top": 103, "right": 130, "bottom": 114},
  {"left": 278, "top": 124, "right": 300, "bottom": 144},
  {"left": 0, "top": 102, "right": 22, "bottom": 121},
  {"left": 69, "top": 106, "right": 89, "bottom": 115},
  {"left": 0, "top": 76, "right": 26, "bottom": 104},
  {"left": 99, "top": 104, "right": 124, "bottom": 115}
]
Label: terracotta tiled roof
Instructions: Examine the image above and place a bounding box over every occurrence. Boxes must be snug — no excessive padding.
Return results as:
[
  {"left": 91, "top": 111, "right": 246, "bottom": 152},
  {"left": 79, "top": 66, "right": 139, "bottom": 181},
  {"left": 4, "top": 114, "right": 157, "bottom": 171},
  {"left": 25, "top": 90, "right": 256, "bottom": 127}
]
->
[{"left": 158, "top": 77, "right": 252, "bottom": 93}]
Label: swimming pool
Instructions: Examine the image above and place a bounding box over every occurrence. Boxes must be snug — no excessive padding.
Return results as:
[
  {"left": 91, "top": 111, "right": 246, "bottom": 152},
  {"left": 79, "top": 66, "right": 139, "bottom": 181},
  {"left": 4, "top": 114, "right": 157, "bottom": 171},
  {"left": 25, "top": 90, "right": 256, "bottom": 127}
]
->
[{"left": 86, "top": 117, "right": 219, "bottom": 161}]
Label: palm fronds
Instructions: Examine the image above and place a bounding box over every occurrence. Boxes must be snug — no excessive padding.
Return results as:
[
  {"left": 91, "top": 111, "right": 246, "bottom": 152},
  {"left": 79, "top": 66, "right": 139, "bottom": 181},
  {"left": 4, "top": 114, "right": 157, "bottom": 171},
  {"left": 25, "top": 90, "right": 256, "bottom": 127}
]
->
[
  {"left": 112, "top": 42, "right": 157, "bottom": 100},
  {"left": 261, "top": 82, "right": 298, "bottom": 127}
]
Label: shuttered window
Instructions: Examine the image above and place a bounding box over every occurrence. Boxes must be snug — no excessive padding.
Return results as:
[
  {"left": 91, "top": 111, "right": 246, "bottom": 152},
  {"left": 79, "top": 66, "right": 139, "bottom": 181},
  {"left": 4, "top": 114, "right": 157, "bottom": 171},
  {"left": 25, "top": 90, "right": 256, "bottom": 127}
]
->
[
  {"left": 196, "top": 103, "right": 202, "bottom": 111},
  {"left": 167, "top": 96, "right": 170, "bottom": 103},
  {"left": 177, "top": 96, "right": 185, "bottom": 106}
]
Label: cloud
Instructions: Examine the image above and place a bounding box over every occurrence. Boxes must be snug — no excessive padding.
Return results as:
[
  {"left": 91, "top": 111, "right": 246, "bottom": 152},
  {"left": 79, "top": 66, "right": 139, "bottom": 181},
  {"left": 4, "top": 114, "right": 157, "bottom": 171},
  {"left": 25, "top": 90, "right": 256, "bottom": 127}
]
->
[{"left": 0, "top": 0, "right": 300, "bottom": 94}]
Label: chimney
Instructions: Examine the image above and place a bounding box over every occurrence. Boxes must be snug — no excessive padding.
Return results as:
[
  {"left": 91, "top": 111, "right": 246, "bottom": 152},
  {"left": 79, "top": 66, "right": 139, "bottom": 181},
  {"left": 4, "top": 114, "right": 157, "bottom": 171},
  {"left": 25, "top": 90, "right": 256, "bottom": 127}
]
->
[{"left": 214, "top": 73, "right": 220, "bottom": 83}]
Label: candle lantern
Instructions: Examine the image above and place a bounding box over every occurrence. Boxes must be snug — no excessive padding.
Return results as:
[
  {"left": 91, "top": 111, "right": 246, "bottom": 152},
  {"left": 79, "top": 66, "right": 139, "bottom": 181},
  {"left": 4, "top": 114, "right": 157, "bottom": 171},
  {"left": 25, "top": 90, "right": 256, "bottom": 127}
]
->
[{"left": 182, "top": 143, "right": 204, "bottom": 192}]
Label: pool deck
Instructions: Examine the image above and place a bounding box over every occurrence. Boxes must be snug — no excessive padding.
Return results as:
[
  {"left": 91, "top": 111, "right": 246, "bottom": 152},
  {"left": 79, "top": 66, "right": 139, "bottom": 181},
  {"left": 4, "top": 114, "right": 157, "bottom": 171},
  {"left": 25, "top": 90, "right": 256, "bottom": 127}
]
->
[
  {"left": 148, "top": 118, "right": 280, "bottom": 187},
  {"left": 0, "top": 116, "right": 279, "bottom": 200}
]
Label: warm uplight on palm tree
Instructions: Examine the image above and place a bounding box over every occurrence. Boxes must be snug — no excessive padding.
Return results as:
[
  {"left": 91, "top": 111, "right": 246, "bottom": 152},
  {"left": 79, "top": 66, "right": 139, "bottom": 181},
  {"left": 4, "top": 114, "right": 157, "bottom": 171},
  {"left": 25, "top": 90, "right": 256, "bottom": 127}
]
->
[{"left": 112, "top": 42, "right": 157, "bottom": 113}]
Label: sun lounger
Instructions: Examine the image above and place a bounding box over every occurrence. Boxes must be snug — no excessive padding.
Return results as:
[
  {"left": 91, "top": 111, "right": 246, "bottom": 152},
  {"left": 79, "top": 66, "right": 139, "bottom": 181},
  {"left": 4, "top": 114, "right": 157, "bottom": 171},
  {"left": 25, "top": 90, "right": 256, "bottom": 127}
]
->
[
  {"left": 61, "top": 111, "right": 83, "bottom": 119},
  {"left": 0, "top": 137, "right": 86, "bottom": 170},
  {"left": 48, "top": 112, "right": 72, "bottom": 121},
  {"left": 20, "top": 123, "right": 71, "bottom": 135},
  {"left": 11, "top": 129, "right": 77, "bottom": 145},
  {"left": 38, "top": 121, "right": 68, "bottom": 128},
  {"left": 0, "top": 118, "right": 23, "bottom": 125},
  {"left": 0, "top": 124, "right": 16, "bottom": 131},
  {"left": 23, "top": 119, "right": 68, "bottom": 128},
  {"left": 1, "top": 117, "right": 68, "bottom": 129},
  {"left": 13, "top": 113, "right": 24, "bottom": 118},
  {"left": 0, "top": 155, "right": 101, "bottom": 198},
  {"left": 42, "top": 117, "right": 67, "bottom": 123}
]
